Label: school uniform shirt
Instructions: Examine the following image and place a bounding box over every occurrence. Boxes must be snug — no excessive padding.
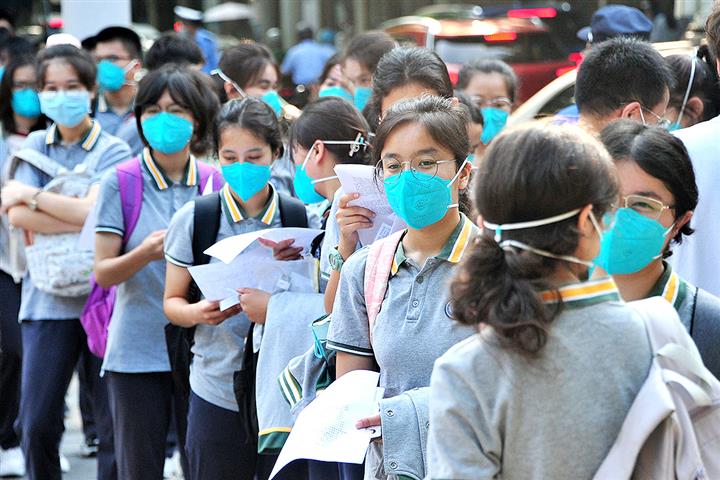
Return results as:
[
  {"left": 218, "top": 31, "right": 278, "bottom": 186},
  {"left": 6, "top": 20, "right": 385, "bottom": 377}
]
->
[
  {"left": 94, "top": 95, "right": 143, "bottom": 156},
  {"left": 426, "top": 279, "right": 652, "bottom": 480},
  {"left": 12, "top": 121, "right": 132, "bottom": 321},
  {"left": 96, "top": 149, "right": 208, "bottom": 374},
  {"left": 672, "top": 115, "right": 720, "bottom": 297},
  {"left": 164, "top": 183, "right": 282, "bottom": 412},
  {"left": 327, "top": 214, "right": 478, "bottom": 479}
]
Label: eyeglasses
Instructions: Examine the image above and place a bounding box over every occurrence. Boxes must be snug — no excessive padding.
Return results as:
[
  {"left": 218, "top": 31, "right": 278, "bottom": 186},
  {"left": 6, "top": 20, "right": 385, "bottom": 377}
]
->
[
  {"left": 472, "top": 95, "right": 512, "bottom": 110},
  {"left": 639, "top": 105, "right": 671, "bottom": 128},
  {"left": 623, "top": 194, "right": 674, "bottom": 220},
  {"left": 376, "top": 158, "right": 456, "bottom": 184}
]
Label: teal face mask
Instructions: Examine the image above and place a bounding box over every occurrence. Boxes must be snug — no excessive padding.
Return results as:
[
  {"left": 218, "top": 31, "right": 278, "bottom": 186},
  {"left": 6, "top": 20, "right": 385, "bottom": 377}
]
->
[
  {"left": 141, "top": 112, "right": 193, "bottom": 154},
  {"left": 39, "top": 90, "right": 90, "bottom": 127},
  {"left": 318, "top": 86, "right": 353, "bottom": 103},
  {"left": 480, "top": 107, "right": 509, "bottom": 145},
  {"left": 594, "top": 207, "right": 672, "bottom": 275},
  {"left": 97, "top": 59, "right": 136, "bottom": 92},
  {"left": 221, "top": 162, "right": 271, "bottom": 202},
  {"left": 261, "top": 91, "right": 283, "bottom": 117},
  {"left": 0, "top": 66, "right": 4, "bottom": 81},
  {"left": 12, "top": 89, "right": 41, "bottom": 118},
  {"left": 354, "top": 86, "right": 372, "bottom": 111},
  {"left": 383, "top": 160, "right": 466, "bottom": 230}
]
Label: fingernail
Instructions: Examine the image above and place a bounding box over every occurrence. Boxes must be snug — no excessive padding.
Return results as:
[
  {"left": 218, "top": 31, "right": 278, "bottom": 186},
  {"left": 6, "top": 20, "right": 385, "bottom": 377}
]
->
[{"left": 353, "top": 193, "right": 360, "bottom": 198}]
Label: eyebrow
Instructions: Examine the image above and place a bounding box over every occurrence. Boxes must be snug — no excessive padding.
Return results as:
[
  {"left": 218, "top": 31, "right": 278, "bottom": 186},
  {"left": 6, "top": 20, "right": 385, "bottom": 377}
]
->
[
  {"left": 631, "top": 191, "right": 664, "bottom": 201},
  {"left": 221, "top": 146, "right": 264, "bottom": 155}
]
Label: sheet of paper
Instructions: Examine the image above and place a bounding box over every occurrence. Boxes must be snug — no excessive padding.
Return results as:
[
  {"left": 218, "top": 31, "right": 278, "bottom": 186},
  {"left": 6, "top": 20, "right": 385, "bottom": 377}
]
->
[
  {"left": 77, "top": 203, "right": 98, "bottom": 251},
  {"left": 204, "top": 227, "right": 324, "bottom": 264},
  {"left": 270, "top": 370, "right": 382, "bottom": 478},
  {"left": 334, "top": 164, "right": 406, "bottom": 246},
  {"left": 189, "top": 256, "right": 317, "bottom": 310}
]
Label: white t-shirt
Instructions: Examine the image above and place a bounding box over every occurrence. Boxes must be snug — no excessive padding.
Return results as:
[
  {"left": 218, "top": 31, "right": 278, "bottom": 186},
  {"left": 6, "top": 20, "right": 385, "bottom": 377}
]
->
[{"left": 671, "top": 115, "right": 720, "bottom": 296}]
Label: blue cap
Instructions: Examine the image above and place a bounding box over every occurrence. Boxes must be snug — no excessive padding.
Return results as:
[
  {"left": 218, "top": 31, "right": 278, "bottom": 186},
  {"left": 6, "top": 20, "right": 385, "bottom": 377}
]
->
[{"left": 577, "top": 5, "right": 653, "bottom": 43}]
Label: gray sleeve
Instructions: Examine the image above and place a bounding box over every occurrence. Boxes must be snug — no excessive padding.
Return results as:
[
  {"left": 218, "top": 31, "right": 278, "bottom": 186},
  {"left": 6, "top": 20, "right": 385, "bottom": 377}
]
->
[
  {"left": 94, "top": 169, "right": 123, "bottom": 236},
  {"left": 92, "top": 138, "right": 132, "bottom": 183},
  {"left": 427, "top": 355, "right": 500, "bottom": 480},
  {"left": 380, "top": 388, "right": 431, "bottom": 480},
  {"left": 115, "top": 121, "right": 144, "bottom": 157},
  {"left": 164, "top": 201, "right": 196, "bottom": 268},
  {"left": 326, "top": 247, "right": 373, "bottom": 357},
  {"left": 10, "top": 133, "right": 47, "bottom": 187}
]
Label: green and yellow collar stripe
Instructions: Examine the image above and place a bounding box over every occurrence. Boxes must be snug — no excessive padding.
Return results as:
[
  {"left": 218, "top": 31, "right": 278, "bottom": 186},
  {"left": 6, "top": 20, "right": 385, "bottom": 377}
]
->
[
  {"left": 141, "top": 148, "right": 199, "bottom": 190},
  {"left": 650, "top": 262, "right": 687, "bottom": 310},
  {"left": 46, "top": 120, "right": 102, "bottom": 151},
  {"left": 541, "top": 278, "right": 621, "bottom": 309},
  {"left": 220, "top": 183, "right": 277, "bottom": 225}
]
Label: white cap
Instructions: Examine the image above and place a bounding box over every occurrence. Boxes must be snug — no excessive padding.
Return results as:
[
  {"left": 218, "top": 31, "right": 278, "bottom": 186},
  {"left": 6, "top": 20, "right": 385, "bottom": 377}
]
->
[
  {"left": 46, "top": 33, "right": 82, "bottom": 49},
  {"left": 174, "top": 6, "right": 203, "bottom": 22}
]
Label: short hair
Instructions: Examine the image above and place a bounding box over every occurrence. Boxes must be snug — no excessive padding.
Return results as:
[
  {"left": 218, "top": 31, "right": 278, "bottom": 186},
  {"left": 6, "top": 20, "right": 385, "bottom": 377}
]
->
[
  {"left": 456, "top": 58, "right": 518, "bottom": 102},
  {"left": 0, "top": 8, "right": 15, "bottom": 29},
  {"left": 37, "top": 45, "right": 97, "bottom": 91},
  {"left": 575, "top": 37, "right": 674, "bottom": 117},
  {"left": 454, "top": 91, "right": 484, "bottom": 126},
  {"left": 94, "top": 26, "right": 143, "bottom": 60},
  {"left": 145, "top": 33, "right": 203, "bottom": 71},
  {"left": 0, "top": 36, "right": 35, "bottom": 63},
  {"left": 134, "top": 65, "right": 220, "bottom": 154},
  {"left": 706, "top": 1, "right": 720, "bottom": 60},
  {"left": 343, "top": 31, "right": 396, "bottom": 73},
  {"left": 218, "top": 42, "right": 276, "bottom": 91},
  {"left": 600, "top": 120, "right": 697, "bottom": 247}
]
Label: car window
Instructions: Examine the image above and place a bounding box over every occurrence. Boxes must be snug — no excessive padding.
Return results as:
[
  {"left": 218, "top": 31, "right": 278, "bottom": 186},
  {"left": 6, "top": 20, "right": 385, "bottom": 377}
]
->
[
  {"left": 434, "top": 32, "right": 564, "bottom": 64},
  {"left": 538, "top": 83, "right": 576, "bottom": 118}
]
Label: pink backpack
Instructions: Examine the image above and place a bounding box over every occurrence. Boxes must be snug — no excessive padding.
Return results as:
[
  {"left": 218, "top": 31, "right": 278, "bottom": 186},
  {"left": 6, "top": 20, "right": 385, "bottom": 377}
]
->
[{"left": 80, "top": 157, "right": 223, "bottom": 358}]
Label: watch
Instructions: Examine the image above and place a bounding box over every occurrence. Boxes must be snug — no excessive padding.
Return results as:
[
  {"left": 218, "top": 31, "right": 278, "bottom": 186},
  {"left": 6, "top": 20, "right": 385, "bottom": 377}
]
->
[
  {"left": 329, "top": 245, "right": 346, "bottom": 272},
  {"left": 28, "top": 189, "right": 42, "bottom": 211}
]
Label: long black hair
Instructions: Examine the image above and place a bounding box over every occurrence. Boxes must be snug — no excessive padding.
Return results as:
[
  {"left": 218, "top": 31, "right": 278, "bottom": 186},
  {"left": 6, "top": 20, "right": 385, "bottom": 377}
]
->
[
  {"left": 0, "top": 55, "right": 45, "bottom": 134},
  {"left": 214, "top": 96, "right": 284, "bottom": 159},
  {"left": 666, "top": 46, "right": 720, "bottom": 123}
]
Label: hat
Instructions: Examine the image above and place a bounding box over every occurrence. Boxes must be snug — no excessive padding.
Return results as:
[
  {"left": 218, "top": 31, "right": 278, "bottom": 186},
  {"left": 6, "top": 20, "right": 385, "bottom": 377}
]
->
[
  {"left": 577, "top": 5, "right": 653, "bottom": 43},
  {"left": 46, "top": 33, "right": 81, "bottom": 49},
  {"left": 174, "top": 6, "right": 203, "bottom": 23},
  {"left": 93, "top": 26, "right": 142, "bottom": 56}
]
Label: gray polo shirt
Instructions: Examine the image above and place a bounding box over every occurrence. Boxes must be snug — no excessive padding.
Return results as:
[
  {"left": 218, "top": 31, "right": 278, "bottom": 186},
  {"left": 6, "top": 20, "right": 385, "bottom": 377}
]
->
[
  {"left": 427, "top": 279, "right": 653, "bottom": 480},
  {"left": 164, "top": 182, "right": 282, "bottom": 411},
  {"left": 94, "top": 94, "right": 143, "bottom": 156},
  {"left": 11, "top": 122, "right": 132, "bottom": 321},
  {"left": 96, "top": 149, "right": 208, "bottom": 373}
]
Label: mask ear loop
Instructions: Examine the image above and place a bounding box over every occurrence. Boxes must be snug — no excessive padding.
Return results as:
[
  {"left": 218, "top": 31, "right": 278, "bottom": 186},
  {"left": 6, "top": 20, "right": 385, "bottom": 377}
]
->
[
  {"left": 301, "top": 141, "right": 339, "bottom": 185},
  {"left": 211, "top": 69, "right": 248, "bottom": 99},
  {"left": 676, "top": 54, "right": 697, "bottom": 127},
  {"left": 445, "top": 158, "right": 471, "bottom": 210}
]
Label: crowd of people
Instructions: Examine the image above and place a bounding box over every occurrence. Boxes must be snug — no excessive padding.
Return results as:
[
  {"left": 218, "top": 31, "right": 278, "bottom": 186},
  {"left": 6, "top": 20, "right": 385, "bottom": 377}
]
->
[{"left": 0, "top": 2, "right": 719, "bottom": 480}]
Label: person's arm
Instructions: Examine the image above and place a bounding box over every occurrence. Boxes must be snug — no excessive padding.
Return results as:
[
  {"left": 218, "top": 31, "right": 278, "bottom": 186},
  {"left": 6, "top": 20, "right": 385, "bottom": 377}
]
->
[
  {"left": 6, "top": 205, "right": 80, "bottom": 234},
  {"left": 93, "top": 230, "right": 165, "bottom": 288},
  {"left": 1, "top": 180, "right": 99, "bottom": 227},
  {"left": 336, "top": 351, "right": 375, "bottom": 378}
]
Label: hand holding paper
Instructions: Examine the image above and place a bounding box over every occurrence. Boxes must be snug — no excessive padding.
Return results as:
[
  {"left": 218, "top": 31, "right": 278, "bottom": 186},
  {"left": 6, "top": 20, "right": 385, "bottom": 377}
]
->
[{"left": 204, "top": 227, "right": 324, "bottom": 264}]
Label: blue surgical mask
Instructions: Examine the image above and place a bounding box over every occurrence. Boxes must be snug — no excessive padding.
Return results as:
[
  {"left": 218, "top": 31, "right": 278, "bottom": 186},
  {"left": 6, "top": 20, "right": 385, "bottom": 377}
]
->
[
  {"left": 480, "top": 107, "right": 509, "bottom": 145},
  {"left": 384, "top": 160, "right": 467, "bottom": 230},
  {"left": 594, "top": 207, "right": 672, "bottom": 275},
  {"left": 354, "top": 86, "right": 372, "bottom": 111},
  {"left": 97, "top": 59, "right": 136, "bottom": 92},
  {"left": 221, "top": 162, "right": 271, "bottom": 202},
  {"left": 466, "top": 153, "right": 475, "bottom": 164},
  {"left": 12, "top": 89, "right": 41, "bottom": 118},
  {"left": 39, "top": 90, "right": 90, "bottom": 127},
  {"left": 261, "top": 91, "right": 283, "bottom": 117},
  {"left": 141, "top": 112, "right": 193, "bottom": 155},
  {"left": 318, "top": 86, "right": 353, "bottom": 102}
]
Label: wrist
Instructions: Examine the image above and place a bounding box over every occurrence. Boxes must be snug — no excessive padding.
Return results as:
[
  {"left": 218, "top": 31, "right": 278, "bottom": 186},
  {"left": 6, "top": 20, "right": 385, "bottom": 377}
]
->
[
  {"left": 28, "top": 189, "right": 42, "bottom": 210},
  {"left": 337, "top": 240, "right": 356, "bottom": 260}
]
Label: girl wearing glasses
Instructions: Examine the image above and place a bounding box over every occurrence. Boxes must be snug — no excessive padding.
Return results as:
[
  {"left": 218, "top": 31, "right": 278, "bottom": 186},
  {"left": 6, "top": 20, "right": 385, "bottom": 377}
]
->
[
  {"left": 326, "top": 96, "right": 476, "bottom": 479},
  {"left": 599, "top": 120, "right": 720, "bottom": 380}
]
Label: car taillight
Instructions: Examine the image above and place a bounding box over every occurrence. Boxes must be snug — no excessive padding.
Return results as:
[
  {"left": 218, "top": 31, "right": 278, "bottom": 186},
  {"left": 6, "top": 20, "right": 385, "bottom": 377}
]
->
[
  {"left": 174, "top": 21, "right": 184, "bottom": 32},
  {"left": 568, "top": 52, "right": 583, "bottom": 64},
  {"left": 448, "top": 70, "right": 459, "bottom": 85},
  {"left": 507, "top": 8, "right": 557, "bottom": 19},
  {"left": 484, "top": 32, "right": 517, "bottom": 42},
  {"left": 48, "top": 18, "right": 63, "bottom": 29}
]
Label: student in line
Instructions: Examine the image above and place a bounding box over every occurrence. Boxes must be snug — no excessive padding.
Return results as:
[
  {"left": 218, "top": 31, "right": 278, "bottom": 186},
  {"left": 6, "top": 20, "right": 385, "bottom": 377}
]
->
[
  {"left": 327, "top": 96, "right": 477, "bottom": 480},
  {"left": 454, "top": 91, "right": 484, "bottom": 164},
  {"left": 456, "top": 58, "right": 516, "bottom": 145},
  {"left": 426, "top": 124, "right": 655, "bottom": 478},
  {"left": 163, "top": 97, "right": 301, "bottom": 480},
  {"left": 599, "top": 120, "right": 720, "bottom": 378},
  {"left": 665, "top": 48, "right": 720, "bottom": 130},
  {"left": 1, "top": 44, "right": 132, "bottom": 480},
  {"left": 94, "top": 65, "right": 219, "bottom": 480}
]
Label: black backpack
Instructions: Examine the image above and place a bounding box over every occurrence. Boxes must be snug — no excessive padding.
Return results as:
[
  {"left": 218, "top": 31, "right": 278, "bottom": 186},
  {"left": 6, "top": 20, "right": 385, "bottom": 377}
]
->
[{"left": 165, "top": 191, "right": 308, "bottom": 460}]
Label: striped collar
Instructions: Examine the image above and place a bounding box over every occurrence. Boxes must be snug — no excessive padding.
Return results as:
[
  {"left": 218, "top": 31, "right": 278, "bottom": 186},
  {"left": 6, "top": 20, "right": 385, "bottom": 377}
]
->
[
  {"left": 141, "top": 148, "right": 199, "bottom": 190},
  {"left": 97, "top": 94, "right": 134, "bottom": 118},
  {"left": 220, "top": 183, "right": 277, "bottom": 225},
  {"left": 391, "top": 214, "right": 476, "bottom": 276},
  {"left": 648, "top": 261, "right": 688, "bottom": 310},
  {"left": 45, "top": 120, "right": 102, "bottom": 151},
  {"left": 540, "top": 278, "right": 622, "bottom": 309}
]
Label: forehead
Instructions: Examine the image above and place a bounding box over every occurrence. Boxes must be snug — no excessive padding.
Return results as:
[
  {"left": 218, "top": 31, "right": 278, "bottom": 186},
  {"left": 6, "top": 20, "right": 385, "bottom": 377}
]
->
[
  {"left": 95, "top": 39, "right": 131, "bottom": 58},
  {"left": 220, "top": 125, "right": 268, "bottom": 149},
  {"left": 343, "top": 58, "right": 371, "bottom": 79},
  {"left": 257, "top": 63, "right": 277, "bottom": 81},
  {"left": 380, "top": 83, "right": 436, "bottom": 114},
  {"left": 43, "top": 60, "right": 80, "bottom": 83},
  {"left": 13, "top": 64, "right": 36, "bottom": 82},
  {"left": 615, "top": 160, "right": 673, "bottom": 202},
  {"left": 382, "top": 121, "right": 451, "bottom": 157},
  {"left": 464, "top": 72, "right": 509, "bottom": 97}
]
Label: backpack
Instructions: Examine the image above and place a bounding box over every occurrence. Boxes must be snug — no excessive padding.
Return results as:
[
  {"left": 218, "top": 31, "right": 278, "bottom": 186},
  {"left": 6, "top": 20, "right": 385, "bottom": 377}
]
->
[
  {"left": 8, "top": 146, "right": 107, "bottom": 297},
  {"left": 364, "top": 230, "right": 405, "bottom": 344},
  {"left": 164, "top": 191, "right": 308, "bottom": 456},
  {"left": 80, "top": 157, "right": 223, "bottom": 358},
  {"left": 594, "top": 297, "right": 720, "bottom": 480}
]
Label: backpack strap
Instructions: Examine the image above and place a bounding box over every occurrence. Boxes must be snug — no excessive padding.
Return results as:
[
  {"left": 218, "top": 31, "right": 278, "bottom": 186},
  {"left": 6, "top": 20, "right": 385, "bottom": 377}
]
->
[
  {"left": 196, "top": 160, "right": 224, "bottom": 196},
  {"left": 115, "top": 158, "right": 144, "bottom": 245},
  {"left": 363, "top": 230, "right": 405, "bottom": 345},
  {"left": 192, "top": 192, "right": 222, "bottom": 266},
  {"left": 9, "top": 148, "right": 64, "bottom": 179},
  {"left": 278, "top": 193, "right": 308, "bottom": 228}
]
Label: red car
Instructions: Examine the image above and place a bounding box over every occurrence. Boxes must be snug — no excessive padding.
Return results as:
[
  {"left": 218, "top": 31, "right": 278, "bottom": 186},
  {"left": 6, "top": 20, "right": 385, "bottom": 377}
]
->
[{"left": 382, "top": 13, "right": 579, "bottom": 103}]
